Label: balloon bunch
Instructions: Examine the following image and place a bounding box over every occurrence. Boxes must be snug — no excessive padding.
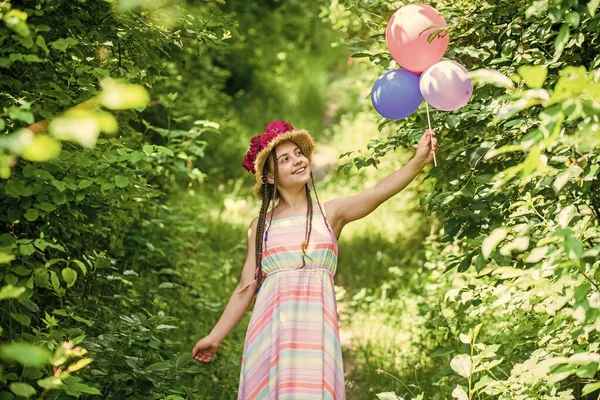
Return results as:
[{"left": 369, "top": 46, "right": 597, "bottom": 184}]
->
[{"left": 371, "top": 4, "right": 474, "bottom": 166}]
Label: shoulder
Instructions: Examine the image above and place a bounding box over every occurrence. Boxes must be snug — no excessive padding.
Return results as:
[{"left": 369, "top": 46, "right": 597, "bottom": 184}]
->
[
  {"left": 247, "top": 216, "right": 259, "bottom": 237},
  {"left": 323, "top": 198, "right": 347, "bottom": 237},
  {"left": 323, "top": 197, "right": 346, "bottom": 220}
]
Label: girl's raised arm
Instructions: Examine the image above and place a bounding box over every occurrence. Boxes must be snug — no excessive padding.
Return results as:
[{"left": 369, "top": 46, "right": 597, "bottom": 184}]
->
[{"left": 327, "top": 130, "right": 437, "bottom": 230}]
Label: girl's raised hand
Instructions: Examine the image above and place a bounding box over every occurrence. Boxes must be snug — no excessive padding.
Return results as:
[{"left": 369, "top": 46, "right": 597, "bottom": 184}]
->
[
  {"left": 192, "top": 335, "right": 220, "bottom": 363},
  {"left": 413, "top": 129, "right": 438, "bottom": 167}
]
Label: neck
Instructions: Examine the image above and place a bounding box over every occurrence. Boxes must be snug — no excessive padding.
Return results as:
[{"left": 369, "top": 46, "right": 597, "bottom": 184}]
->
[{"left": 277, "top": 186, "right": 309, "bottom": 212}]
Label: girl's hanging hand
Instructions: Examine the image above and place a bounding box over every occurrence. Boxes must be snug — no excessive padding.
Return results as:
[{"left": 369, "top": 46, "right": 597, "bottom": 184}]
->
[
  {"left": 192, "top": 335, "right": 221, "bottom": 363},
  {"left": 412, "top": 129, "right": 438, "bottom": 167}
]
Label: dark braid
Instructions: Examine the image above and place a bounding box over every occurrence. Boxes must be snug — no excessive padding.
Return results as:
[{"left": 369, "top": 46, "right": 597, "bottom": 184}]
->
[
  {"left": 254, "top": 151, "right": 280, "bottom": 291},
  {"left": 254, "top": 167, "right": 272, "bottom": 292},
  {"left": 269, "top": 150, "right": 279, "bottom": 230},
  {"left": 301, "top": 184, "right": 313, "bottom": 267},
  {"left": 311, "top": 171, "right": 334, "bottom": 235}
]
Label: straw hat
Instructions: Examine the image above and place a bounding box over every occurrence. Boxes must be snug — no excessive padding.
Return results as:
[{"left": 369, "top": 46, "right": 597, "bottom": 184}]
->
[{"left": 242, "top": 121, "right": 315, "bottom": 199}]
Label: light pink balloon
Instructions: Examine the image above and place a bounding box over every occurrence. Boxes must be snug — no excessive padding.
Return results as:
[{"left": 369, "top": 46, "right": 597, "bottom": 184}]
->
[
  {"left": 419, "top": 61, "right": 473, "bottom": 111},
  {"left": 385, "top": 4, "right": 449, "bottom": 74}
]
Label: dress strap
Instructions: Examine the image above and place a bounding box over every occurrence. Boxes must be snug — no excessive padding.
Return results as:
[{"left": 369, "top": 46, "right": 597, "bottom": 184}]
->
[{"left": 320, "top": 202, "right": 329, "bottom": 219}]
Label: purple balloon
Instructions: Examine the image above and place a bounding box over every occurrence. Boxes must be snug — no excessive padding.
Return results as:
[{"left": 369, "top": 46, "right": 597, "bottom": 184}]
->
[
  {"left": 371, "top": 68, "right": 423, "bottom": 120},
  {"left": 419, "top": 61, "right": 473, "bottom": 111}
]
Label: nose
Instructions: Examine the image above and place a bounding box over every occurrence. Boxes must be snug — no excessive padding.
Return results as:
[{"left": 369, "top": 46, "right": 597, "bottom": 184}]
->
[{"left": 293, "top": 156, "right": 302, "bottom": 165}]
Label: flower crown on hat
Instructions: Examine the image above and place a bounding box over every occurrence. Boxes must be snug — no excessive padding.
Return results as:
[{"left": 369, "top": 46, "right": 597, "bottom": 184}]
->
[{"left": 242, "top": 121, "right": 294, "bottom": 174}]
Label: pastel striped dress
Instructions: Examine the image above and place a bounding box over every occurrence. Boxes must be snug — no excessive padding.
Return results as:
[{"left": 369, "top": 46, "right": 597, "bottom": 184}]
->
[{"left": 237, "top": 209, "right": 345, "bottom": 399}]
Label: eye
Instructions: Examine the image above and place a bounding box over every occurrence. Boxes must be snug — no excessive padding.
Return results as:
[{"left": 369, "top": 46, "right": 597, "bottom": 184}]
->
[
  {"left": 296, "top": 149, "right": 303, "bottom": 156},
  {"left": 280, "top": 156, "right": 289, "bottom": 164}
]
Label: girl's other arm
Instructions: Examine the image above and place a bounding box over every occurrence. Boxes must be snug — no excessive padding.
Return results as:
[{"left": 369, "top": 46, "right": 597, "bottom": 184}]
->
[{"left": 192, "top": 217, "right": 259, "bottom": 362}]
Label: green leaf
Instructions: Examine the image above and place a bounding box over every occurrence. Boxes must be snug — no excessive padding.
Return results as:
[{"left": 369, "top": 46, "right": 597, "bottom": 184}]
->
[
  {"left": 10, "top": 313, "right": 31, "bottom": 326},
  {"left": 588, "top": 0, "right": 600, "bottom": 16},
  {"left": 493, "top": 267, "right": 526, "bottom": 279},
  {"left": 482, "top": 228, "right": 508, "bottom": 259},
  {"left": 71, "top": 260, "right": 87, "bottom": 276},
  {"left": 450, "top": 354, "right": 472, "bottom": 378},
  {"left": 35, "top": 202, "right": 56, "bottom": 212},
  {"left": 142, "top": 145, "right": 154, "bottom": 156},
  {"left": 34, "top": 270, "right": 49, "bottom": 287},
  {"left": 114, "top": 175, "right": 129, "bottom": 188},
  {"left": 376, "top": 393, "right": 400, "bottom": 400},
  {"left": 67, "top": 383, "right": 101, "bottom": 395},
  {"left": 1, "top": 343, "right": 51, "bottom": 367},
  {"left": 470, "top": 69, "right": 514, "bottom": 88},
  {"left": 24, "top": 208, "right": 39, "bottom": 221},
  {"left": 565, "top": 12, "right": 580, "bottom": 28},
  {"left": 451, "top": 384, "right": 469, "bottom": 400},
  {"left": 582, "top": 382, "right": 600, "bottom": 396},
  {"left": 21, "top": 135, "right": 61, "bottom": 162},
  {"left": 0, "top": 253, "right": 16, "bottom": 264},
  {"left": 156, "top": 324, "right": 177, "bottom": 330},
  {"left": 99, "top": 79, "right": 149, "bottom": 110},
  {"left": 553, "top": 171, "right": 570, "bottom": 192},
  {"left": 61, "top": 267, "right": 77, "bottom": 288},
  {"left": 157, "top": 146, "right": 174, "bottom": 156},
  {"left": 78, "top": 179, "right": 93, "bottom": 189},
  {"left": 575, "top": 362, "right": 598, "bottom": 378},
  {"left": 9, "top": 383, "right": 36, "bottom": 398},
  {"left": 553, "top": 24, "right": 569, "bottom": 60},
  {"left": 67, "top": 358, "right": 93, "bottom": 372},
  {"left": 72, "top": 315, "right": 93, "bottom": 327},
  {"left": 0, "top": 285, "right": 25, "bottom": 300},
  {"left": 8, "top": 107, "right": 34, "bottom": 124},
  {"left": 146, "top": 361, "right": 172, "bottom": 371},
  {"left": 50, "top": 271, "right": 60, "bottom": 291},
  {"left": 3, "top": 10, "right": 31, "bottom": 37},
  {"left": 517, "top": 65, "right": 547, "bottom": 89},
  {"left": 525, "top": 247, "right": 548, "bottom": 263},
  {"left": 19, "top": 243, "right": 36, "bottom": 256},
  {"left": 557, "top": 205, "right": 576, "bottom": 228},
  {"left": 36, "top": 35, "right": 49, "bottom": 54},
  {"left": 22, "top": 369, "right": 43, "bottom": 379},
  {"left": 50, "top": 37, "right": 78, "bottom": 52},
  {"left": 52, "top": 180, "right": 66, "bottom": 192},
  {"left": 36, "top": 376, "right": 63, "bottom": 390}
]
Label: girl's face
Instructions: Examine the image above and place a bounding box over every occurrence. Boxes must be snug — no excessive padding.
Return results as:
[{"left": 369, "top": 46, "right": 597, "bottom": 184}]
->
[{"left": 267, "top": 140, "right": 310, "bottom": 188}]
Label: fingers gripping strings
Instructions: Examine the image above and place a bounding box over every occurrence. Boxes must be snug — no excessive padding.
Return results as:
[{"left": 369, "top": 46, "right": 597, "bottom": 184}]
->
[{"left": 425, "top": 101, "right": 437, "bottom": 167}]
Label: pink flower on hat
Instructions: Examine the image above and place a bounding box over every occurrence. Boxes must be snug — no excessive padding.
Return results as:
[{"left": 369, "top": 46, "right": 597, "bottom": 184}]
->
[
  {"left": 265, "top": 121, "right": 293, "bottom": 134},
  {"left": 242, "top": 121, "right": 294, "bottom": 174}
]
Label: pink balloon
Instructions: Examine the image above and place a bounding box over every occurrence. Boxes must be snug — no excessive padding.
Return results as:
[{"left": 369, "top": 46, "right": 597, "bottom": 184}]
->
[
  {"left": 385, "top": 4, "right": 449, "bottom": 73},
  {"left": 419, "top": 61, "right": 473, "bottom": 111}
]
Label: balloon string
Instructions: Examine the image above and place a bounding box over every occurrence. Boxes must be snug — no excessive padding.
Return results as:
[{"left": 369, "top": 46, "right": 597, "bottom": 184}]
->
[{"left": 425, "top": 101, "right": 437, "bottom": 167}]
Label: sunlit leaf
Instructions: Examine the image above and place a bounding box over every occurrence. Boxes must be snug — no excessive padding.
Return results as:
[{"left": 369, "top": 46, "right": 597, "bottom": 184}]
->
[
  {"left": 20, "top": 135, "right": 61, "bottom": 161},
  {"left": 0, "top": 285, "right": 26, "bottom": 300},
  {"left": 482, "top": 228, "right": 508, "bottom": 259},
  {"left": 61, "top": 267, "right": 77, "bottom": 288},
  {"left": 67, "top": 357, "right": 93, "bottom": 372},
  {"left": 450, "top": 354, "right": 472, "bottom": 378},
  {"left": 9, "top": 382, "right": 36, "bottom": 398},
  {"left": 99, "top": 79, "right": 150, "bottom": 110},
  {"left": 451, "top": 384, "right": 468, "bottom": 400},
  {"left": 518, "top": 65, "right": 547, "bottom": 89},
  {"left": 1, "top": 343, "right": 51, "bottom": 367}
]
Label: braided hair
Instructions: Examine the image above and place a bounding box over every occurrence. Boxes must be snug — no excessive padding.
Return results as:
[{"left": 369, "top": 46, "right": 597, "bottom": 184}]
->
[{"left": 252, "top": 144, "right": 333, "bottom": 293}]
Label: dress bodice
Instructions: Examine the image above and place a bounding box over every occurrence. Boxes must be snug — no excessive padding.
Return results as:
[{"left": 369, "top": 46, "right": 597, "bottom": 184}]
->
[{"left": 261, "top": 213, "right": 338, "bottom": 279}]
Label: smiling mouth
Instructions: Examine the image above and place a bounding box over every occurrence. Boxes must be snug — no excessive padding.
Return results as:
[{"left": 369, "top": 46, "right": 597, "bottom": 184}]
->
[{"left": 293, "top": 167, "right": 306, "bottom": 175}]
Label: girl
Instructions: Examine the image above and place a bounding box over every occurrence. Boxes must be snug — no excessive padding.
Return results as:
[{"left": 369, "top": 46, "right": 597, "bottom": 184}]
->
[{"left": 192, "top": 121, "right": 438, "bottom": 399}]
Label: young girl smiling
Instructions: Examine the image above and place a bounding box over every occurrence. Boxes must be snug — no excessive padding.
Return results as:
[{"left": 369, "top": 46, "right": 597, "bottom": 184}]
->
[{"left": 192, "top": 121, "right": 438, "bottom": 399}]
